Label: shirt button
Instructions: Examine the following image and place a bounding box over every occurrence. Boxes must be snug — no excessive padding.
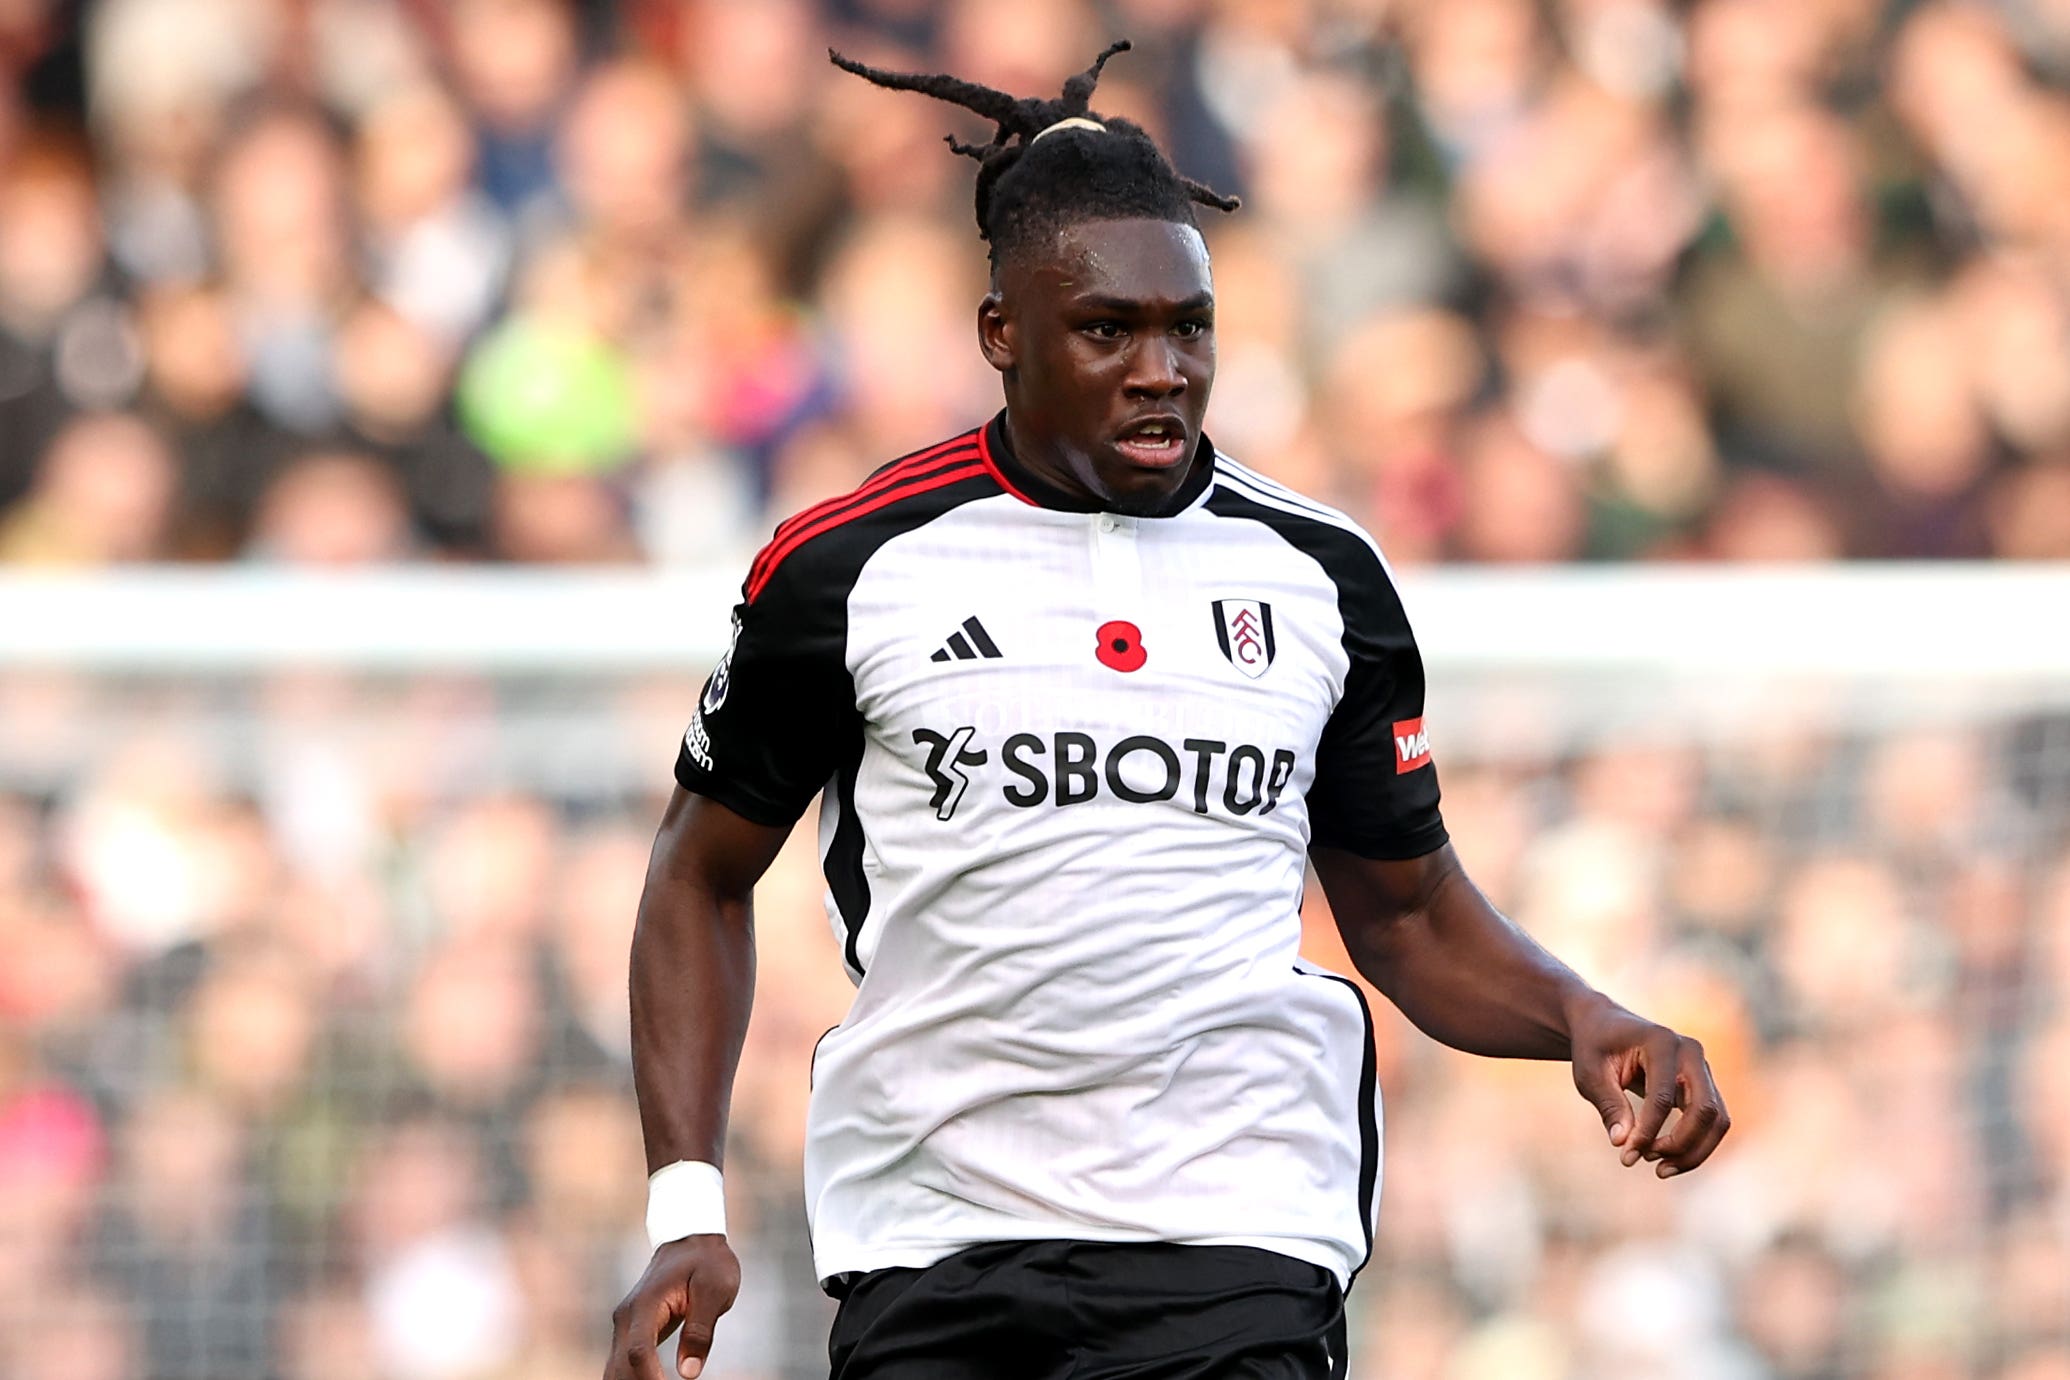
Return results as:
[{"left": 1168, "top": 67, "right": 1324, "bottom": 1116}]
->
[{"left": 1097, "top": 515, "right": 1117, "bottom": 534}]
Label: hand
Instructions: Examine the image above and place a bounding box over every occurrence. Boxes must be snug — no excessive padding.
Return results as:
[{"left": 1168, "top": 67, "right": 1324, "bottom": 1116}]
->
[
  {"left": 604, "top": 1235, "right": 741, "bottom": 1380},
  {"left": 1569, "top": 1000, "right": 1730, "bottom": 1178}
]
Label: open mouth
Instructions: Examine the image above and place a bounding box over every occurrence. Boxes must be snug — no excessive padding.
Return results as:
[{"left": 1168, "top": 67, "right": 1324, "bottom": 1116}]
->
[{"left": 1113, "top": 416, "right": 1189, "bottom": 469}]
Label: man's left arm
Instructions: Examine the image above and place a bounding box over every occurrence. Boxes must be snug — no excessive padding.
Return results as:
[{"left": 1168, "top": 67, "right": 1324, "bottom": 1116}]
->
[{"left": 1310, "top": 842, "right": 1732, "bottom": 1177}]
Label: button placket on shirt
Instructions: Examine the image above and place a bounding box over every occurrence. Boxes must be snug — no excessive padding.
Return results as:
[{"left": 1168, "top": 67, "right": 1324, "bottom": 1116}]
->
[{"left": 1088, "top": 512, "right": 1144, "bottom": 615}]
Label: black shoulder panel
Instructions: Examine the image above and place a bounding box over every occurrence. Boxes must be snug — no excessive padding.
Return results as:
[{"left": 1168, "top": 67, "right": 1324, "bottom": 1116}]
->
[{"left": 1205, "top": 478, "right": 1448, "bottom": 861}]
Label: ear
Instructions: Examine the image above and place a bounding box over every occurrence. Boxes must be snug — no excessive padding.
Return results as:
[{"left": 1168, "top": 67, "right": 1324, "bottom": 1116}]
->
[{"left": 977, "top": 289, "right": 1015, "bottom": 374}]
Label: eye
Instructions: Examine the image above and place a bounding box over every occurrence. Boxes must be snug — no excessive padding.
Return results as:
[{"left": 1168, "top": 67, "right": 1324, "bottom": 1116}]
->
[
  {"left": 1173, "top": 318, "right": 1212, "bottom": 339},
  {"left": 1082, "top": 320, "right": 1125, "bottom": 340}
]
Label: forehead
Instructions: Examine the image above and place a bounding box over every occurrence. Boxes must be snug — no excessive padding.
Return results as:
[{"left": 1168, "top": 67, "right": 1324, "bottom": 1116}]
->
[{"left": 1008, "top": 217, "right": 1213, "bottom": 305}]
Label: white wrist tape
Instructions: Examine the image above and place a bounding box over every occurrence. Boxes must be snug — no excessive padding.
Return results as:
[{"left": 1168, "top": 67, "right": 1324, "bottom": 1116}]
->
[{"left": 645, "top": 1160, "right": 726, "bottom": 1249}]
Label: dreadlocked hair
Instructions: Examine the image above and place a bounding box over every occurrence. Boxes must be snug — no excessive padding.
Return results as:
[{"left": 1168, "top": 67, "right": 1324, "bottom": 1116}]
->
[{"left": 829, "top": 40, "right": 1239, "bottom": 269}]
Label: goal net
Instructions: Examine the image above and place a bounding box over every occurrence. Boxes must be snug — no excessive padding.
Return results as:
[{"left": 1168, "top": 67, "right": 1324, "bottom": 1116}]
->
[{"left": 0, "top": 566, "right": 2063, "bottom": 1380}]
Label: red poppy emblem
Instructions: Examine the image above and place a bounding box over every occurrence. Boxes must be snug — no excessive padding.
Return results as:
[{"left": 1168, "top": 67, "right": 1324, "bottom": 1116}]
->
[{"left": 1095, "top": 620, "right": 1147, "bottom": 672}]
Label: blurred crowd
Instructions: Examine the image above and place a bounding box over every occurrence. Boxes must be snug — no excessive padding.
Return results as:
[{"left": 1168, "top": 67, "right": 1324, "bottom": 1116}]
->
[
  {"left": 0, "top": 671, "right": 2067, "bottom": 1380},
  {"left": 4, "top": 0, "right": 2070, "bottom": 566},
  {"left": 5, "top": 0, "right": 2070, "bottom": 1377}
]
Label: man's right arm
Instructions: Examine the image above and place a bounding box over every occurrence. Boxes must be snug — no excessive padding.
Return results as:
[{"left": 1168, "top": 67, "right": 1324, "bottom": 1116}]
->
[{"left": 606, "top": 787, "right": 793, "bottom": 1380}]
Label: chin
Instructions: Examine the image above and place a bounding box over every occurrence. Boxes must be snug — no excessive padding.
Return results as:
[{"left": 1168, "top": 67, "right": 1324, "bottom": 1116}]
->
[{"left": 1072, "top": 446, "right": 1191, "bottom": 514}]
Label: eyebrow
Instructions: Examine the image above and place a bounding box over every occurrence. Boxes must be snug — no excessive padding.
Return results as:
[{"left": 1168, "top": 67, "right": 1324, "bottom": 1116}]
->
[{"left": 1073, "top": 292, "right": 1215, "bottom": 314}]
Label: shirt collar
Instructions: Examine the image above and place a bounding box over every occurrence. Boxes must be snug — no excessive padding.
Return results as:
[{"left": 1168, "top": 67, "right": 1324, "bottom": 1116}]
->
[{"left": 982, "top": 411, "right": 1216, "bottom": 518}]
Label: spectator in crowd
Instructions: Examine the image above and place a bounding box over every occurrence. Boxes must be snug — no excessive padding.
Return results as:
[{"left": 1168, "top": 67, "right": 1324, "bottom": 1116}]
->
[
  {"left": 1, "top": 4, "right": 2069, "bottom": 1378},
  {"left": 1, "top": 0, "right": 2068, "bottom": 563},
  {"left": 0, "top": 641, "right": 2060, "bottom": 1377},
  {"left": 0, "top": 411, "right": 176, "bottom": 565}
]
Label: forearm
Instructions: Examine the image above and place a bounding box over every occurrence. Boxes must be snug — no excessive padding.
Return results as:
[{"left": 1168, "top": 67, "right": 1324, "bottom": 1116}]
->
[
  {"left": 629, "top": 872, "right": 755, "bottom": 1172},
  {"left": 1330, "top": 849, "right": 1615, "bottom": 1060}
]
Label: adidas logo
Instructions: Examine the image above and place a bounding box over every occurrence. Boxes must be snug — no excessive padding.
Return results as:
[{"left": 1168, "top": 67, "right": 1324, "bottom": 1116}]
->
[{"left": 930, "top": 616, "right": 1002, "bottom": 663}]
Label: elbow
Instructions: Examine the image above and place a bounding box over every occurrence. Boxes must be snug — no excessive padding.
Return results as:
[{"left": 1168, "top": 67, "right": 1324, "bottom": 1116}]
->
[{"left": 1338, "top": 905, "right": 1421, "bottom": 988}]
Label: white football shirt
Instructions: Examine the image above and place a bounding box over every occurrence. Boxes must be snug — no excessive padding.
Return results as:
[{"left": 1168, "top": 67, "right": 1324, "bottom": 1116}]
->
[{"left": 676, "top": 415, "right": 1446, "bottom": 1289}]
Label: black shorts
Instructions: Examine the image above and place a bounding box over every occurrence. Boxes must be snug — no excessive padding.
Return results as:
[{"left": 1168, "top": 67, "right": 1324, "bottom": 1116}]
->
[{"left": 827, "top": 1239, "right": 1346, "bottom": 1380}]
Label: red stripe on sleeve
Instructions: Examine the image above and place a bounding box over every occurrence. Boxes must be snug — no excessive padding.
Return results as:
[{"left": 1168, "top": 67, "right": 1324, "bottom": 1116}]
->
[
  {"left": 747, "top": 441, "right": 979, "bottom": 594},
  {"left": 745, "top": 460, "right": 987, "bottom": 604},
  {"left": 768, "top": 432, "right": 978, "bottom": 548},
  {"left": 770, "top": 434, "right": 977, "bottom": 546}
]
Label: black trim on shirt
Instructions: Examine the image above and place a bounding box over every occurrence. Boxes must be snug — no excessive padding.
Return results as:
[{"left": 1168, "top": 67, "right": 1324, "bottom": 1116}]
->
[
  {"left": 1300, "top": 967, "right": 1380, "bottom": 1283},
  {"left": 828, "top": 741, "right": 870, "bottom": 978},
  {"left": 1204, "top": 481, "right": 1448, "bottom": 861},
  {"left": 675, "top": 460, "right": 1003, "bottom": 977}
]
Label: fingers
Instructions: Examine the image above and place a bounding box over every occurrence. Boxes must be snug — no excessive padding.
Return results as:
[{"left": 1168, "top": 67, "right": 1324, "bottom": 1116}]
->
[
  {"left": 1619, "top": 1032, "right": 1688, "bottom": 1168},
  {"left": 605, "top": 1241, "right": 741, "bottom": 1380},
  {"left": 1644, "top": 1045, "right": 1732, "bottom": 1176},
  {"left": 605, "top": 1293, "right": 674, "bottom": 1380},
  {"left": 1573, "top": 1056, "right": 1637, "bottom": 1151},
  {"left": 1573, "top": 1018, "right": 1732, "bottom": 1179}
]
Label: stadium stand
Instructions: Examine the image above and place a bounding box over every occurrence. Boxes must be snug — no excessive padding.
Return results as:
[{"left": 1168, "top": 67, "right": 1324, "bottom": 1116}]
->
[{"left": 4, "top": 3, "right": 2069, "bottom": 1378}]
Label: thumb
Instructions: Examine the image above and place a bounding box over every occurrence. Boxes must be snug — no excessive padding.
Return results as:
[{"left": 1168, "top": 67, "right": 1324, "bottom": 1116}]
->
[
  {"left": 675, "top": 1279, "right": 728, "bottom": 1380},
  {"left": 1575, "top": 1060, "right": 1632, "bottom": 1147}
]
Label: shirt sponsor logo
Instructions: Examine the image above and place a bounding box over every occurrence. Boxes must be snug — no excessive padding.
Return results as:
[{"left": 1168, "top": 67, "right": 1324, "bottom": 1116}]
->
[
  {"left": 1393, "top": 717, "right": 1430, "bottom": 773},
  {"left": 909, "top": 726, "right": 1299, "bottom": 820},
  {"left": 910, "top": 726, "right": 988, "bottom": 821},
  {"left": 1211, "top": 599, "right": 1276, "bottom": 679}
]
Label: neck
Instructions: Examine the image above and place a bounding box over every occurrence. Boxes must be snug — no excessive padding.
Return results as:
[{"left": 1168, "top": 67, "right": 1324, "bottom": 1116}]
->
[{"left": 1001, "top": 407, "right": 1100, "bottom": 507}]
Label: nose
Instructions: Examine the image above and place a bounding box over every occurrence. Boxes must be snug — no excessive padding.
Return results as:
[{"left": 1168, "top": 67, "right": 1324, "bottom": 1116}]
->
[{"left": 1123, "top": 335, "right": 1187, "bottom": 400}]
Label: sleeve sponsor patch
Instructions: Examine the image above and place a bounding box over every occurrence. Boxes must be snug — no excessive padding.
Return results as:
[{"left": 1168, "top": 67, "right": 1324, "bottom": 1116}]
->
[
  {"left": 683, "top": 711, "right": 713, "bottom": 771},
  {"left": 1392, "top": 717, "right": 1431, "bottom": 773}
]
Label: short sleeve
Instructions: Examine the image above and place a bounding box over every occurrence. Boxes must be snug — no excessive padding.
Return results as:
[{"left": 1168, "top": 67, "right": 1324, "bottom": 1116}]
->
[
  {"left": 1306, "top": 561, "right": 1449, "bottom": 860},
  {"left": 674, "top": 562, "right": 857, "bottom": 829}
]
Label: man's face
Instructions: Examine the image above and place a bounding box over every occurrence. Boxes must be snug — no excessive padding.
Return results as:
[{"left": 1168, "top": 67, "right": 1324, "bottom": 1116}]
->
[{"left": 981, "top": 217, "right": 1215, "bottom": 515}]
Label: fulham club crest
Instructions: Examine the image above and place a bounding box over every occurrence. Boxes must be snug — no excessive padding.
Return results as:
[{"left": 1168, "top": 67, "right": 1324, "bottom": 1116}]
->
[{"left": 1212, "top": 599, "right": 1276, "bottom": 679}]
